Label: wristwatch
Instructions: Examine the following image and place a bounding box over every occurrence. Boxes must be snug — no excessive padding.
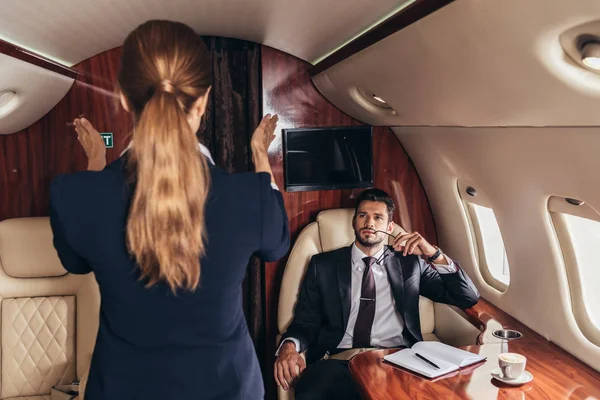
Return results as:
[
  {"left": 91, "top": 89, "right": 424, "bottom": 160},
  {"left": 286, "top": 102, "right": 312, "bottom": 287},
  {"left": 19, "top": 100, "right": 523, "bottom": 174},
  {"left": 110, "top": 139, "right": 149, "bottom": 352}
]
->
[{"left": 426, "top": 247, "right": 443, "bottom": 263}]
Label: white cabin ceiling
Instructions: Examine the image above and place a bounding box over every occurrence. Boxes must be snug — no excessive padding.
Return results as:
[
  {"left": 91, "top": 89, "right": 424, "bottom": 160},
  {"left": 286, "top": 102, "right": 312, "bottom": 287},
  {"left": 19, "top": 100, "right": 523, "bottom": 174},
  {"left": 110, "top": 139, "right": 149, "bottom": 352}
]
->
[
  {"left": 313, "top": 0, "right": 600, "bottom": 127},
  {"left": 0, "top": 0, "right": 406, "bottom": 66}
]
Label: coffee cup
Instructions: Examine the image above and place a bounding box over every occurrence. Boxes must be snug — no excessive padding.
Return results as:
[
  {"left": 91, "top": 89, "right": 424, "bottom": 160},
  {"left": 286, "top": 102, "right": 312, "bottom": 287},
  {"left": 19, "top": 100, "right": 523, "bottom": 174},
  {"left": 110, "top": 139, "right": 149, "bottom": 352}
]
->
[{"left": 498, "top": 352, "right": 526, "bottom": 380}]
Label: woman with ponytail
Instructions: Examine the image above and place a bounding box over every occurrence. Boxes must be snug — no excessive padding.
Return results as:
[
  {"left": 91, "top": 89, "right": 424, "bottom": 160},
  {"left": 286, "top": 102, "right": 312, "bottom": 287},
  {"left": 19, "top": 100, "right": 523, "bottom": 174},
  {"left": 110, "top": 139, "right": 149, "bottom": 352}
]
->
[{"left": 50, "top": 20, "right": 289, "bottom": 400}]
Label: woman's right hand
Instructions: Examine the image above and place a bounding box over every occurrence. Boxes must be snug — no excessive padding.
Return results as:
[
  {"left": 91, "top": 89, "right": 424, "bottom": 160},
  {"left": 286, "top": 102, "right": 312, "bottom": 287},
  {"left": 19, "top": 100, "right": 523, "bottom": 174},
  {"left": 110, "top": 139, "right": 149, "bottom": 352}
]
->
[{"left": 73, "top": 117, "right": 107, "bottom": 171}]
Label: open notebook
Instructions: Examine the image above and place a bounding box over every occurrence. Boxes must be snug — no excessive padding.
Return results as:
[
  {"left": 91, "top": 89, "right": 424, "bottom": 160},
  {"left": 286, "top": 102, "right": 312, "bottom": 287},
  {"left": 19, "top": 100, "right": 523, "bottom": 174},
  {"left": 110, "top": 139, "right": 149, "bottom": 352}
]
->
[{"left": 383, "top": 341, "right": 486, "bottom": 379}]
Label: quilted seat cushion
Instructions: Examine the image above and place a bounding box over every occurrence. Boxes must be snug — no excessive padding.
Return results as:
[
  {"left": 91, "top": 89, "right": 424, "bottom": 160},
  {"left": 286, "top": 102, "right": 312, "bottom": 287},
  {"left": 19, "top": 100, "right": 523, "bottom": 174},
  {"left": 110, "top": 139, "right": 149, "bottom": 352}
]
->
[{"left": 2, "top": 297, "right": 76, "bottom": 398}]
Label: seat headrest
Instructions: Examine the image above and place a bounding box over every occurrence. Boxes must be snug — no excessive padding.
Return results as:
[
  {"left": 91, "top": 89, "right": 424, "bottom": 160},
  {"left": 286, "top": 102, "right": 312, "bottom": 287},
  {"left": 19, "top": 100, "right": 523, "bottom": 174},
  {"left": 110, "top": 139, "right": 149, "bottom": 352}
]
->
[
  {"left": 0, "top": 217, "right": 67, "bottom": 278},
  {"left": 316, "top": 209, "right": 356, "bottom": 252}
]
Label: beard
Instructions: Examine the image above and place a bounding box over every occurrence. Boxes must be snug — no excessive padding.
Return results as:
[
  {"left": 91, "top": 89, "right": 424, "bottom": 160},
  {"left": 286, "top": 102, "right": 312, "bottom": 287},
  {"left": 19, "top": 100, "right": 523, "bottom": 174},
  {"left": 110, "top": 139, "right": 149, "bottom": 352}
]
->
[{"left": 355, "top": 228, "right": 385, "bottom": 248}]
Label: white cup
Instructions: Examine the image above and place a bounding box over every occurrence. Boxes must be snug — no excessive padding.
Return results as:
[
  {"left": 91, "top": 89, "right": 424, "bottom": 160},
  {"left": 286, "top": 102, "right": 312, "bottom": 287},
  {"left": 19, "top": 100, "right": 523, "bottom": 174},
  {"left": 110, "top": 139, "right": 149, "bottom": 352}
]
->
[{"left": 498, "top": 352, "right": 526, "bottom": 380}]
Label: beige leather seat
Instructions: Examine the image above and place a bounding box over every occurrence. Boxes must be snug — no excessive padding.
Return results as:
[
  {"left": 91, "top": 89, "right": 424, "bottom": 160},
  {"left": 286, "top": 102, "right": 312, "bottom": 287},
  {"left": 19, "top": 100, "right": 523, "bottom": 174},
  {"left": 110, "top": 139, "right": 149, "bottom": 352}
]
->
[
  {"left": 277, "top": 209, "right": 481, "bottom": 400},
  {"left": 0, "top": 217, "right": 99, "bottom": 400}
]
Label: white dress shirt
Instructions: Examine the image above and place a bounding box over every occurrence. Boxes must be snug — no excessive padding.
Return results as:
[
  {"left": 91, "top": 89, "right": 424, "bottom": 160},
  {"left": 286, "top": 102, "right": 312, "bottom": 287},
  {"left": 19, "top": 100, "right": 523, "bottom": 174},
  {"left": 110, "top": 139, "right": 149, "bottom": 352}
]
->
[
  {"left": 121, "top": 141, "right": 279, "bottom": 190},
  {"left": 277, "top": 243, "right": 457, "bottom": 354}
]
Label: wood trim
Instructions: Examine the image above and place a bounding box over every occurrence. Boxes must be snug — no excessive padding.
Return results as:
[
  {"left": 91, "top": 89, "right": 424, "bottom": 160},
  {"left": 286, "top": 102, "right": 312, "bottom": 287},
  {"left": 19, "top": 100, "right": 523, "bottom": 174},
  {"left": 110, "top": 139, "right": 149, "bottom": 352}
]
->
[
  {"left": 309, "top": 0, "right": 454, "bottom": 76},
  {"left": 463, "top": 299, "right": 532, "bottom": 345},
  {"left": 0, "top": 38, "right": 78, "bottom": 79}
]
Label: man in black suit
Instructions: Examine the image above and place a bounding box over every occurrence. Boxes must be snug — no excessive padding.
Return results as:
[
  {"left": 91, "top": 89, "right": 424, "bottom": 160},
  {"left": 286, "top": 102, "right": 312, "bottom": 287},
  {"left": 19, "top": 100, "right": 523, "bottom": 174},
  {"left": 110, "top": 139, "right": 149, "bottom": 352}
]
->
[{"left": 274, "top": 188, "right": 479, "bottom": 400}]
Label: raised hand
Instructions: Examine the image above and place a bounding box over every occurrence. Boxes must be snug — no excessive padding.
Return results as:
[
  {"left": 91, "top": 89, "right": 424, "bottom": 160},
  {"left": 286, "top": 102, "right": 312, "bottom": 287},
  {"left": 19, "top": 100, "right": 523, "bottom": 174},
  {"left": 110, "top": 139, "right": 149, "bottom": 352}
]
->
[
  {"left": 250, "top": 114, "right": 278, "bottom": 184},
  {"left": 251, "top": 114, "right": 278, "bottom": 158},
  {"left": 73, "top": 118, "right": 106, "bottom": 171}
]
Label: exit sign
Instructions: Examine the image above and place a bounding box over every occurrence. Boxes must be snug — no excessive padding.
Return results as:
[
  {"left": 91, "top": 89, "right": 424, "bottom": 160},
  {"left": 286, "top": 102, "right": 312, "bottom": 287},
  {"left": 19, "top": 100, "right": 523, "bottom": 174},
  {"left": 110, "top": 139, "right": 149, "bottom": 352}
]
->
[{"left": 100, "top": 133, "right": 114, "bottom": 148}]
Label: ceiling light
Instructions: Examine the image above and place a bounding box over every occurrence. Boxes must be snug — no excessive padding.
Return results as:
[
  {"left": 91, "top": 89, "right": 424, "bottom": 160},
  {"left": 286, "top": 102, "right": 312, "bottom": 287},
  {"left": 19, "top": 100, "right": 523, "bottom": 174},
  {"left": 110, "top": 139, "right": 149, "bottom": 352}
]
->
[
  {"left": 581, "top": 41, "right": 600, "bottom": 70},
  {"left": 353, "top": 86, "right": 397, "bottom": 117},
  {"left": 0, "top": 90, "right": 16, "bottom": 109},
  {"left": 372, "top": 94, "right": 387, "bottom": 104}
]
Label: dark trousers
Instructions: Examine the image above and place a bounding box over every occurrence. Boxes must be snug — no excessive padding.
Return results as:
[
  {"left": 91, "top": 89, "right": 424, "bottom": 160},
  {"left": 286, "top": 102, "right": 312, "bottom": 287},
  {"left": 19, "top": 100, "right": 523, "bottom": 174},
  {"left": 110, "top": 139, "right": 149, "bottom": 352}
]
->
[{"left": 294, "top": 359, "right": 361, "bottom": 400}]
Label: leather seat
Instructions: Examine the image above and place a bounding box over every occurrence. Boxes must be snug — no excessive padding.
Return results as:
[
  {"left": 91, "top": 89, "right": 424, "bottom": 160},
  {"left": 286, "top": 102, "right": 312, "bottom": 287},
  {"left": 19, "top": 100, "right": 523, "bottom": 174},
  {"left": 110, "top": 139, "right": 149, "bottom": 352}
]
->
[
  {"left": 0, "top": 217, "right": 99, "bottom": 400},
  {"left": 277, "top": 209, "right": 481, "bottom": 400}
]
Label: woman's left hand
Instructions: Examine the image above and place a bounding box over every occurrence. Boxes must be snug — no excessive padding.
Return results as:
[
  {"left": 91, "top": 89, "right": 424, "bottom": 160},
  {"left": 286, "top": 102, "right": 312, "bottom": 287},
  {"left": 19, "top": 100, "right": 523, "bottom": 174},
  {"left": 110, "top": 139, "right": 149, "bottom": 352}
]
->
[
  {"left": 73, "top": 118, "right": 106, "bottom": 171},
  {"left": 251, "top": 114, "right": 279, "bottom": 158}
]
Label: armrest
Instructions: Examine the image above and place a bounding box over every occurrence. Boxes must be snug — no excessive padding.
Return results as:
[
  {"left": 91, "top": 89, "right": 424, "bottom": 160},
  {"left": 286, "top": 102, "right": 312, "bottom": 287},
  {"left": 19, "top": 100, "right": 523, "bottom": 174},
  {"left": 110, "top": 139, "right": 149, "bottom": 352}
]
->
[
  {"left": 433, "top": 303, "right": 483, "bottom": 346},
  {"left": 463, "top": 298, "right": 538, "bottom": 344}
]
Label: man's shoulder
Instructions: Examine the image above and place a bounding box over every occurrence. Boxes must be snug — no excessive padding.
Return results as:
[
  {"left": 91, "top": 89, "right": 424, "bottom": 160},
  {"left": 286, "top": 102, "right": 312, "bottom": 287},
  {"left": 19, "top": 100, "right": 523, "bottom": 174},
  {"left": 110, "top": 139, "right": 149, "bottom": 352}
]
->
[{"left": 311, "top": 246, "right": 351, "bottom": 263}]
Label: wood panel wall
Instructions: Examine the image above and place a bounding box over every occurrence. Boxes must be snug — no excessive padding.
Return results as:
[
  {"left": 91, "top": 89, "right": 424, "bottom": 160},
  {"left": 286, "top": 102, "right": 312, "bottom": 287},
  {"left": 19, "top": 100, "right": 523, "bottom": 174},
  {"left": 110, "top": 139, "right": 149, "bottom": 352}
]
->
[
  {"left": 0, "top": 47, "right": 132, "bottom": 222},
  {"left": 261, "top": 45, "right": 437, "bottom": 397}
]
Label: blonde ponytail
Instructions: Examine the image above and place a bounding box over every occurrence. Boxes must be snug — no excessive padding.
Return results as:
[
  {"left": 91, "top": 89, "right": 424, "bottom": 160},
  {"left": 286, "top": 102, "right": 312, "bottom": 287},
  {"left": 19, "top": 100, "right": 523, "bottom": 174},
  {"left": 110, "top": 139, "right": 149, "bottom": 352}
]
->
[
  {"left": 118, "top": 20, "right": 213, "bottom": 292},
  {"left": 126, "top": 90, "right": 210, "bottom": 292}
]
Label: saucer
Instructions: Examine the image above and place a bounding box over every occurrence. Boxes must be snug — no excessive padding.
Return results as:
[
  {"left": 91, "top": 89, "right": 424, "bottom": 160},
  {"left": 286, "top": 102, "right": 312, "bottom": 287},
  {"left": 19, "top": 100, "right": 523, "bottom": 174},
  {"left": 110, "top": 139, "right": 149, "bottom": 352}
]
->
[{"left": 491, "top": 368, "right": 533, "bottom": 385}]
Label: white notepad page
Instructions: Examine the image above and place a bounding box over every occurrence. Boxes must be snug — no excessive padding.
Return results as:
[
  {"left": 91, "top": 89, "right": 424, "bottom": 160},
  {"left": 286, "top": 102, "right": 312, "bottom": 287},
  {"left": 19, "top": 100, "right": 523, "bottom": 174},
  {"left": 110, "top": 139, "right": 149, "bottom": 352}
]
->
[{"left": 383, "top": 341, "right": 485, "bottom": 379}]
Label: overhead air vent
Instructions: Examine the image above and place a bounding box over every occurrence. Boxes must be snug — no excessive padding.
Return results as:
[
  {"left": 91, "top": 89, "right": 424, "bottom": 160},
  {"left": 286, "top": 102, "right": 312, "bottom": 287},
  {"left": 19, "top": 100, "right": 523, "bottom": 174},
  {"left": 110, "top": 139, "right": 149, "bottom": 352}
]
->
[{"left": 350, "top": 86, "right": 398, "bottom": 117}]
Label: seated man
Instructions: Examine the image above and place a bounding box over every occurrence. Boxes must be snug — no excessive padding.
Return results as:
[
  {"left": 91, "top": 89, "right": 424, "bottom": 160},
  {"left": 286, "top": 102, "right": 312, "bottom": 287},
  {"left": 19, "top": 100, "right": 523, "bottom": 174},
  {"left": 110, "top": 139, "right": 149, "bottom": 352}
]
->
[{"left": 274, "top": 188, "right": 480, "bottom": 400}]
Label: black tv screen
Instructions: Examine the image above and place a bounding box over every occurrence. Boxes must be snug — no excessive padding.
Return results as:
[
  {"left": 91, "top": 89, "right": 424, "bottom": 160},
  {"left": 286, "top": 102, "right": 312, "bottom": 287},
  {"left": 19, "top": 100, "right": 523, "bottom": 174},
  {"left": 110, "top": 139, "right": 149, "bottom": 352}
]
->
[{"left": 282, "top": 126, "right": 373, "bottom": 192}]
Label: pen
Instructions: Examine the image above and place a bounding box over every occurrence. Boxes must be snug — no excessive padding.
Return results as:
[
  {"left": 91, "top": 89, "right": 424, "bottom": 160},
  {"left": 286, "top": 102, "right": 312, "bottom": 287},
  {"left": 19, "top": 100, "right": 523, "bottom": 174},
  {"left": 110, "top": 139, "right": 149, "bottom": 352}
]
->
[{"left": 415, "top": 352, "right": 440, "bottom": 369}]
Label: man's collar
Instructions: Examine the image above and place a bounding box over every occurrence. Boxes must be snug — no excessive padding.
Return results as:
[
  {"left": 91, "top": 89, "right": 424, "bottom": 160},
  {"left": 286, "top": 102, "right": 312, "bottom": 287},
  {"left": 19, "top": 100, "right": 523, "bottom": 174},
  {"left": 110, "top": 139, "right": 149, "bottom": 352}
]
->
[
  {"left": 351, "top": 242, "right": 385, "bottom": 270},
  {"left": 120, "top": 141, "right": 216, "bottom": 166}
]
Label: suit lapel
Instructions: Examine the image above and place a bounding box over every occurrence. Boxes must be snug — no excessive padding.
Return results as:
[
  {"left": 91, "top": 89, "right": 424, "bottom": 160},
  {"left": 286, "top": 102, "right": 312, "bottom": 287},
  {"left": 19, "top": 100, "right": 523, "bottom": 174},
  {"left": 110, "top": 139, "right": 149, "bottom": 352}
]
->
[
  {"left": 336, "top": 246, "right": 353, "bottom": 330},
  {"left": 384, "top": 255, "right": 405, "bottom": 316}
]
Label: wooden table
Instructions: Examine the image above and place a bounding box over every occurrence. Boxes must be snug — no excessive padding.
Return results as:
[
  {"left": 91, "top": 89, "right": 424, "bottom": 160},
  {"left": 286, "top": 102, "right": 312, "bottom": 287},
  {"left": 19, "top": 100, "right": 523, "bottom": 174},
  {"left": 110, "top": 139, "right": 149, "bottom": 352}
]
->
[
  {"left": 350, "top": 345, "right": 600, "bottom": 399},
  {"left": 349, "top": 299, "right": 600, "bottom": 399}
]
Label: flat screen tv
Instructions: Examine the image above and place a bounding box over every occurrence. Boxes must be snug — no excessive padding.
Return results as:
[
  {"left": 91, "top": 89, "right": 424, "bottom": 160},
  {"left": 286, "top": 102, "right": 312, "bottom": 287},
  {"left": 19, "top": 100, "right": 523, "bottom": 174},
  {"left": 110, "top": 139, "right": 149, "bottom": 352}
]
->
[{"left": 282, "top": 126, "right": 373, "bottom": 192}]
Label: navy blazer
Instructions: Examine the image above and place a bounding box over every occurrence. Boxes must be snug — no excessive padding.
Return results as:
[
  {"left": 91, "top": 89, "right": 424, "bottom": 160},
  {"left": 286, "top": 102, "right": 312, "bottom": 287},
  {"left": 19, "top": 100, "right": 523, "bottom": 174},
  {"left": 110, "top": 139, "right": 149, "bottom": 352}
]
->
[{"left": 50, "top": 156, "right": 290, "bottom": 400}]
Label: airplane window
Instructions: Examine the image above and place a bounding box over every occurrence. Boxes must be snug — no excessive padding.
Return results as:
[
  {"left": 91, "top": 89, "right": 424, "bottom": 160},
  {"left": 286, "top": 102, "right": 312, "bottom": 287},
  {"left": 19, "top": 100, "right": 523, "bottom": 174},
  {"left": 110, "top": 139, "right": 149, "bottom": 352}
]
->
[
  {"left": 561, "top": 214, "right": 600, "bottom": 330},
  {"left": 549, "top": 195, "right": 600, "bottom": 345},
  {"left": 470, "top": 204, "right": 511, "bottom": 287},
  {"left": 457, "top": 180, "right": 510, "bottom": 292}
]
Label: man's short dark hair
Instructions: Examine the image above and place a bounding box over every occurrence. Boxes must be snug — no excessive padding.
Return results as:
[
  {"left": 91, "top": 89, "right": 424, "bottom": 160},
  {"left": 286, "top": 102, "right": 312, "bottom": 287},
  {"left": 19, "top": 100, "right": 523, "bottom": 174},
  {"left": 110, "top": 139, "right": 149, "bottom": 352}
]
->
[{"left": 354, "top": 188, "right": 395, "bottom": 222}]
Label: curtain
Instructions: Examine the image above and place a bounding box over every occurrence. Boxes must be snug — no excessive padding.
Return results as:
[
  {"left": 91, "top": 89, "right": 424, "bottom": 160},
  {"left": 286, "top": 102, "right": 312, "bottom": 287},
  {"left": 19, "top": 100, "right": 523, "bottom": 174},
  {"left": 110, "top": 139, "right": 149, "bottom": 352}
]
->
[{"left": 196, "top": 37, "right": 265, "bottom": 367}]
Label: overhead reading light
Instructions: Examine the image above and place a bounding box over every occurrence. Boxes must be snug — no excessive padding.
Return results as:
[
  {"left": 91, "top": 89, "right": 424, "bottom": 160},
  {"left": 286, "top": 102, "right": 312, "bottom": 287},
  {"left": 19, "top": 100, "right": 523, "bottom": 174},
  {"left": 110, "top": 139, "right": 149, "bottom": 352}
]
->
[
  {"left": 0, "top": 90, "right": 16, "bottom": 109},
  {"left": 581, "top": 40, "right": 600, "bottom": 71},
  {"left": 372, "top": 94, "right": 387, "bottom": 104},
  {"left": 352, "top": 86, "right": 397, "bottom": 117},
  {"left": 559, "top": 25, "right": 600, "bottom": 76}
]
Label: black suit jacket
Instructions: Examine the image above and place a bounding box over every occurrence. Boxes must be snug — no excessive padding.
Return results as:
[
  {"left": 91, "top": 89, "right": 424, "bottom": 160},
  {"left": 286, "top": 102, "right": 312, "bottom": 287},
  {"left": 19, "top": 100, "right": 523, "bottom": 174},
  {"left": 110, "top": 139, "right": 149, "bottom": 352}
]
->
[
  {"left": 50, "top": 156, "right": 290, "bottom": 400},
  {"left": 282, "top": 246, "right": 479, "bottom": 363}
]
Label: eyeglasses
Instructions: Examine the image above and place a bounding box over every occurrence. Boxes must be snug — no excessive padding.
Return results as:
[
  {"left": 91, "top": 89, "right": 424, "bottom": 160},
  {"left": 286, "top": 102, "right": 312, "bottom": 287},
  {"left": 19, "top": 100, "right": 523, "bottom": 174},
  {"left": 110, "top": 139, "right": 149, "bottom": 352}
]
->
[
  {"left": 371, "top": 230, "right": 407, "bottom": 265},
  {"left": 375, "top": 245, "right": 395, "bottom": 265},
  {"left": 373, "top": 230, "right": 397, "bottom": 238}
]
